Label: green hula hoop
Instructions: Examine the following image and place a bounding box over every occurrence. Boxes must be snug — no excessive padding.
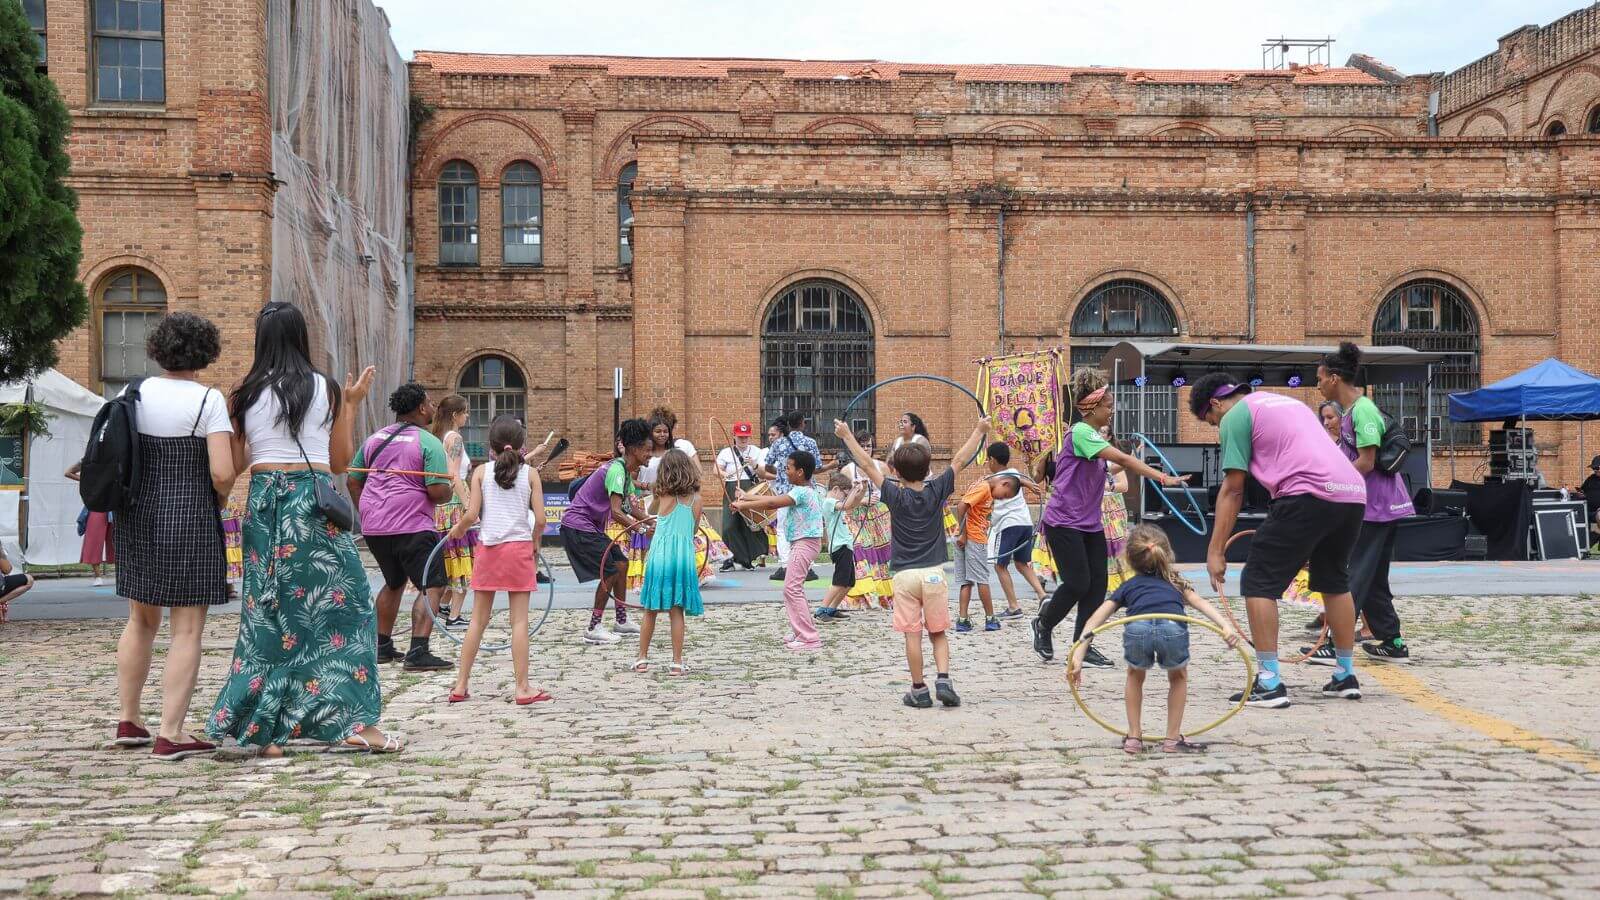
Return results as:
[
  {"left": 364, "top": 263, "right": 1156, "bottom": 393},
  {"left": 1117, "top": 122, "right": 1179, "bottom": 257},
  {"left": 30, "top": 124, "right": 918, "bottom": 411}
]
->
[{"left": 1066, "top": 612, "right": 1255, "bottom": 739}]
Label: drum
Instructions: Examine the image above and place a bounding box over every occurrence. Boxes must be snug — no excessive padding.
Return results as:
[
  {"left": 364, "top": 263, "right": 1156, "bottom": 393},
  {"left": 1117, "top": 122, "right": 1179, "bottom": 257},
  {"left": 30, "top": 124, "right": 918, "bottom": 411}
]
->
[{"left": 736, "top": 482, "right": 778, "bottom": 531}]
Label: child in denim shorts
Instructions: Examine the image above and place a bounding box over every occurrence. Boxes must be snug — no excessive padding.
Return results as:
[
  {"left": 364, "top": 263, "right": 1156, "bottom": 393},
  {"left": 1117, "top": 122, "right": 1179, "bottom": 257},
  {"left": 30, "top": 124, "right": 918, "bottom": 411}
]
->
[{"left": 1069, "top": 525, "right": 1241, "bottom": 754}]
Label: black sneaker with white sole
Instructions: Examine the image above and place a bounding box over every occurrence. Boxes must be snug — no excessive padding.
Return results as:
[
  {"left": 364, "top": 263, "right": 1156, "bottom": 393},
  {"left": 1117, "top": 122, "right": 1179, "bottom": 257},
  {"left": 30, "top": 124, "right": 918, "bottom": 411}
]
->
[
  {"left": 402, "top": 649, "right": 454, "bottom": 672},
  {"left": 1322, "top": 673, "right": 1362, "bottom": 699},
  {"left": 1361, "top": 638, "right": 1411, "bottom": 663},
  {"left": 1081, "top": 646, "right": 1115, "bottom": 669},
  {"left": 1229, "top": 679, "right": 1291, "bottom": 709},
  {"left": 1031, "top": 617, "right": 1053, "bottom": 662},
  {"left": 1302, "top": 643, "right": 1338, "bottom": 666}
]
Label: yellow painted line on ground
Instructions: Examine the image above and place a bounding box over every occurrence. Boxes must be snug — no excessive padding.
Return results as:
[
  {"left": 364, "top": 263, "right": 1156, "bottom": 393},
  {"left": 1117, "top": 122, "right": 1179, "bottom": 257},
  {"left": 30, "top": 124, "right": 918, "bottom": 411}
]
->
[{"left": 1364, "top": 664, "right": 1600, "bottom": 774}]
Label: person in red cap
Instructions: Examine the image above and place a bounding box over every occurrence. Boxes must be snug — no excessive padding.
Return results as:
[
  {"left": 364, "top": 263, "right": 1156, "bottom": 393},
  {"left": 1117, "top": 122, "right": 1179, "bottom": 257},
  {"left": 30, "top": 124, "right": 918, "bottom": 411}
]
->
[{"left": 715, "top": 422, "right": 769, "bottom": 570}]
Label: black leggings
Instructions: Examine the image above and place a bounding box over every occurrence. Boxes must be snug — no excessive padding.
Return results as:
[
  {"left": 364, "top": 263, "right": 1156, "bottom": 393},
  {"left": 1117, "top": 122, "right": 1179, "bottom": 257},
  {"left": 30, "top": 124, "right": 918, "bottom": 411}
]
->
[{"left": 1039, "top": 525, "right": 1109, "bottom": 641}]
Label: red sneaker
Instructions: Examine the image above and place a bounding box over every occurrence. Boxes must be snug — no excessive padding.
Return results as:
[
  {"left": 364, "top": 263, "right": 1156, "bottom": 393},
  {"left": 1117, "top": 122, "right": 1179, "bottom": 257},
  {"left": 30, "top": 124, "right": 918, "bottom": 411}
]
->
[
  {"left": 111, "top": 721, "right": 152, "bottom": 748},
  {"left": 151, "top": 736, "right": 217, "bottom": 761}
]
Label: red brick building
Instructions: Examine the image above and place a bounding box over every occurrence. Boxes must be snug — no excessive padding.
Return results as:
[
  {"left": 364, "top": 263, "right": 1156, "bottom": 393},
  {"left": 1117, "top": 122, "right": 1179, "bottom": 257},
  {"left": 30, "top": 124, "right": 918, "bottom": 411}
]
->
[{"left": 406, "top": 7, "right": 1600, "bottom": 486}]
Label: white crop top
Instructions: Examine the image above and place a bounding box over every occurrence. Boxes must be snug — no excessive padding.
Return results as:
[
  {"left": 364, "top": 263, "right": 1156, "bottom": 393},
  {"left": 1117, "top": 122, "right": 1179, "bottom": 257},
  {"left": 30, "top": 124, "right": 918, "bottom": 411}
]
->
[
  {"left": 243, "top": 375, "right": 334, "bottom": 466},
  {"left": 477, "top": 463, "right": 534, "bottom": 545}
]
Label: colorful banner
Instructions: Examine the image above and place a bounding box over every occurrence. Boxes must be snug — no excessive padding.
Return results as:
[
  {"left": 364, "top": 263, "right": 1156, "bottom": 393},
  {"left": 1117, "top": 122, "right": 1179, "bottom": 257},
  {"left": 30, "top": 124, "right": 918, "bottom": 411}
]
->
[{"left": 977, "top": 348, "right": 1067, "bottom": 469}]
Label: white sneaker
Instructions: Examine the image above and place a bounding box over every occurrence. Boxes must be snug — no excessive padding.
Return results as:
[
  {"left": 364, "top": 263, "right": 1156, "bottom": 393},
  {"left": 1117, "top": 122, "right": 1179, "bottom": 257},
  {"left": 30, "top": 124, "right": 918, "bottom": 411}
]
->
[
  {"left": 93, "top": 577, "right": 105, "bottom": 587},
  {"left": 612, "top": 620, "right": 641, "bottom": 635},
  {"left": 584, "top": 626, "right": 622, "bottom": 645}
]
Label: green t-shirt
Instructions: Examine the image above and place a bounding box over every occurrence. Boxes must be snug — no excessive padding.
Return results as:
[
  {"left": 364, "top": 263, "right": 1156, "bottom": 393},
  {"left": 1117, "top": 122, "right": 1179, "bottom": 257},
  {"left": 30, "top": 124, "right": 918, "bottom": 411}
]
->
[
  {"left": 603, "top": 458, "right": 635, "bottom": 497},
  {"left": 1218, "top": 400, "right": 1254, "bottom": 474},
  {"left": 1072, "top": 420, "right": 1111, "bottom": 460},
  {"left": 821, "top": 496, "right": 855, "bottom": 553},
  {"left": 1348, "top": 396, "right": 1385, "bottom": 449}
]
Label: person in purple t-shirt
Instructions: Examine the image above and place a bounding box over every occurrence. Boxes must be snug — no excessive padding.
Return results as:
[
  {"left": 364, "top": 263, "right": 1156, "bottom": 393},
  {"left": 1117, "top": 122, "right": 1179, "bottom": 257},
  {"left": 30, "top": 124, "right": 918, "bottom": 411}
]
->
[
  {"left": 1032, "top": 368, "right": 1187, "bottom": 666},
  {"left": 1194, "top": 372, "right": 1368, "bottom": 710},
  {"left": 559, "top": 418, "right": 652, "bottom": 645},
  {"left": 1313, "top": 342, "right": 1415, "bottom": 664}
]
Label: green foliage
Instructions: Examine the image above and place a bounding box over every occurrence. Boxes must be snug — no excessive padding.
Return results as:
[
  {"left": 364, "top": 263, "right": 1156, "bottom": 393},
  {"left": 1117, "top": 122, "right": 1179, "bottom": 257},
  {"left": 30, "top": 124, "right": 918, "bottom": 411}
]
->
[
  {"left": 0, "top": 0, "right": 87, "bottom": 383},
  {"left": 0, "top": 400, "right": 50, "bottom": 438}
]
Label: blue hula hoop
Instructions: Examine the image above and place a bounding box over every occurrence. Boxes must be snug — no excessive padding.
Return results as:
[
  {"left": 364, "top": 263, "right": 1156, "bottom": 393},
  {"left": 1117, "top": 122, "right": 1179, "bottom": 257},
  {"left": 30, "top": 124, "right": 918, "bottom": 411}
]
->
[
  {"left": 1128, "top": 432, "right": 1207, "bottom": 536},
  {"left": 841, "top": 374, "right": 987, "bottom": 467}
]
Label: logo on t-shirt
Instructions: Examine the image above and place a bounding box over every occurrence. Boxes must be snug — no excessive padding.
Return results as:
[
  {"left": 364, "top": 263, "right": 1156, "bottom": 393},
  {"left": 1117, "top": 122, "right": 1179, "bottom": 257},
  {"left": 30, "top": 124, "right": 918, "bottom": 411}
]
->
[
  {"left": 1359, "top": 421, "right": 1380, "bottom": 438},
  {"left": 1323, "top": 481, "right": 1364, "bottom": 495}
]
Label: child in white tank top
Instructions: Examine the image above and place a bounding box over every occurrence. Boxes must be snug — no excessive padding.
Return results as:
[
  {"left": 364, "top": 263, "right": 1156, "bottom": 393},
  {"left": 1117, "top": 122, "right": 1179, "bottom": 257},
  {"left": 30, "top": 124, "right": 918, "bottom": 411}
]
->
[{"left": 446, "top": 416, "right": 549, "bottom": 706}]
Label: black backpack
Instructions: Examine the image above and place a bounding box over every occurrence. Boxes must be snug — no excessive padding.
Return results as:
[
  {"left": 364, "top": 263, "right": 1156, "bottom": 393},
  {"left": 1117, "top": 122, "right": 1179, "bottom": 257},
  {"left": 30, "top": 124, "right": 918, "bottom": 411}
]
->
[
  {"left": 1375, "top": 410, "right": 1412, "bottom": 475},
  {"left": 79, "top": 378, "right": 146, "bottom": 513}
]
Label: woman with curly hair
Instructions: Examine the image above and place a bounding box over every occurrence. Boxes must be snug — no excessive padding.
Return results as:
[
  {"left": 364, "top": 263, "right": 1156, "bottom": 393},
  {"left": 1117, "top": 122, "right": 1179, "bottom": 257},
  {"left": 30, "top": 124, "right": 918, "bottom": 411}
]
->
[{"left": 110, "top": 312, "right": 238, "bottom": 761}]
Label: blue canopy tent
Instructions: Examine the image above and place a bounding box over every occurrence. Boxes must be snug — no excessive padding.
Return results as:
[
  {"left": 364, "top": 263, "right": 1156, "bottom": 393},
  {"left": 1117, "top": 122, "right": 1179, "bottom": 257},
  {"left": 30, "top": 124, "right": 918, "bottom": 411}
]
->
[{"left": 1448, "top": 358, "right": 1600, "bottom": 423}]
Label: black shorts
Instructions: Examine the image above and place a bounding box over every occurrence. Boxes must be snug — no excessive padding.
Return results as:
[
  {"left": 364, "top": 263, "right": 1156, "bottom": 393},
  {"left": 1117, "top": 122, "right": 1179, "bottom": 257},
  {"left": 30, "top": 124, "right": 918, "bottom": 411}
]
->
[
  {"left": 1240, "top": 495, "right": 1365, "bottom": 599},
  {"left": 2, "top": 572, "right": 30, "bottom": 597},
  {"left": 993, "top": 525, "right": 1035, "bottom": 566},
  {"left": 561, "top": 525, "right": 623, "bottom": 583},
  {"left": 829, "top": 545, "right": 857, "bottom": 588},
  {"left": 365, "top": 531, "right": 447, "bottom": 592}
]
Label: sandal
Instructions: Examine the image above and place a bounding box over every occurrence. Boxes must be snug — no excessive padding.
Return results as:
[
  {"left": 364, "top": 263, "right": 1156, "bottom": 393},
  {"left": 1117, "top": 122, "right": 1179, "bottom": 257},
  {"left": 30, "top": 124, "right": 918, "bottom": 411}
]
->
[
  {"left": 515, "top": 691, "right": 553, "bottom": 705},
  {"left": 333, "top": 730, "right": 404, "bottom": 754},
  {"left": 1160, "top": 737, "right": 1206, "bottom": 754},
  {"left": 447, "top": 691, "right": 470, "bottom": 704},
  {"left": 631, "top": 659, "right": 650, "bottom": 673},
  {"left": 669, "top": 662, "right": 689, "bottom": 677},
  {"left": 1122, "top": 736, "right": 1145, "bottom": 755}
]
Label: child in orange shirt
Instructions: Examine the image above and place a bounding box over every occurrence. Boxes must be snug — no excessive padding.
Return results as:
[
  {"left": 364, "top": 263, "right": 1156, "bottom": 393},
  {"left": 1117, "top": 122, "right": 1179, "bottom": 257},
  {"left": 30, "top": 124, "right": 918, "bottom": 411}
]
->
[{"left": 952, "top": 471, "right": 1022, "bottom": 632}]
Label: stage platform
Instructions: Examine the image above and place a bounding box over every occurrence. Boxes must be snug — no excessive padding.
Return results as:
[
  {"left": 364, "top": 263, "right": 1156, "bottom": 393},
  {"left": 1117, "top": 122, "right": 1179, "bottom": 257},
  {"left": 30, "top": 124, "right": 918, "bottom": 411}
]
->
[{"left": 1149, "top": 512, "right": 1471, "bottom": 564}]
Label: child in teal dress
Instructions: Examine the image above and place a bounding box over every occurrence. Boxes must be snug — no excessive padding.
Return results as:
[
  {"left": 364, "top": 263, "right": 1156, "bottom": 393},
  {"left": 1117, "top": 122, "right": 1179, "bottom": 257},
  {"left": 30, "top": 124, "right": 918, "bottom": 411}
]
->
[{"left": 633, "top": 449, "right": 704, "bottom": 675}]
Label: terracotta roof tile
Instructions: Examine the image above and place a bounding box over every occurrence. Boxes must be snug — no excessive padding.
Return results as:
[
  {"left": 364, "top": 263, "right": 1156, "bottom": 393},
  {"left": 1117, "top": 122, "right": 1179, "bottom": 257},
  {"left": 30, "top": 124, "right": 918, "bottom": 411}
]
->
[{"left": 410, "top": 52, "right": 1387, "bottom": 86}]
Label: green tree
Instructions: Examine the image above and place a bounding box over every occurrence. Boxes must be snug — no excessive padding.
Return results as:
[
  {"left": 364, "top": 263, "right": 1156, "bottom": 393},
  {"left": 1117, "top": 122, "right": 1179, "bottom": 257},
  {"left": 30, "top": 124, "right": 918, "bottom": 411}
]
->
[{"left": 0, "top": 0, "right": 85, "bottom": 383}]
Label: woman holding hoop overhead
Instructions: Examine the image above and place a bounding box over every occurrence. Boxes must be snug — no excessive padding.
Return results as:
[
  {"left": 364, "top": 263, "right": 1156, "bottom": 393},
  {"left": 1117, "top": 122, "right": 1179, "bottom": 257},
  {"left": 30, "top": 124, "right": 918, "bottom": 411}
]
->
[
  {"left": 1032, "top": 369, "right": 1188, "bottom": 666},
  {"left": 1193, "top": 372, "right": 1367, "bottom": 709}
]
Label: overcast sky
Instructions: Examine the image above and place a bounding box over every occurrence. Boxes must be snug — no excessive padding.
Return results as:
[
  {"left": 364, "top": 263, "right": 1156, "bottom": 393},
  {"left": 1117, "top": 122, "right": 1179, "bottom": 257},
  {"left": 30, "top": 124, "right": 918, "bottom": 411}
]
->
[{"left": 375, "top": 0, "right": 1586, "bottom": 75}]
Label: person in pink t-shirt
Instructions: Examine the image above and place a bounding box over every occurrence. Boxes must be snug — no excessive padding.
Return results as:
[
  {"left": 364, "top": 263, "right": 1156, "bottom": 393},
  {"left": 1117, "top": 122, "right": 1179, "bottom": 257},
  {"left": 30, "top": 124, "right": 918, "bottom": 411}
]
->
[{"left": 1192, "top": 373, "right": 1367, "bottom": 711}]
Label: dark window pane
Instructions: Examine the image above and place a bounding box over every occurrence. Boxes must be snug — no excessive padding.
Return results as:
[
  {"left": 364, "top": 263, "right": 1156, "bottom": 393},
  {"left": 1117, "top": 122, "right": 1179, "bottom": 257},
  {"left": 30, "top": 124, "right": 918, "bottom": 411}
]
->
[
  {"left": 141, "top": 68, "right": 163, "bottom": 102},
  {"left": 121, "top": 38, "right": 140, "bottom": 65},
  {"left": 141, "top": 0, "right": 162, "bottom": 32},
  {"left": 95, "top": 0, "right": 117, "bottom": 30},
  {"left": 22, "top": 0, "right": 45, "bottom": 28},
  {"left": 144, "top": 40, "right": 162, "bottom": 68},
  {"left": 118, "top": 0, "right": 138, "bottom": 30},
  {"left": 96, "top": 67, "right": 118, "bottom": 101}
]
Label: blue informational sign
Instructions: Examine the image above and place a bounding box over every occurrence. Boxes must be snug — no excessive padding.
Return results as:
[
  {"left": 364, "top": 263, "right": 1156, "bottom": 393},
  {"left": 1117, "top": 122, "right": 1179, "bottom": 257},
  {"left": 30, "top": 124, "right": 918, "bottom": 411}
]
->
[
  {"left": 0, "top": 436, "right": 21, "bottom": 486},
  {"left": 541, "top": 492, "right": 569, "bottom": 537}
]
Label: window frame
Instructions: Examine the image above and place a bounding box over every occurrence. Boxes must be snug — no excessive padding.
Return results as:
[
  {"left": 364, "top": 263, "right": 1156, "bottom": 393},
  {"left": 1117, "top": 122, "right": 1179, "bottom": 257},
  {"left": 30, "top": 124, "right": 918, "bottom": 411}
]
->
[
  {"left": 90, "top": 0, "right": 166, "bottom": 106},
  {"left": 438, "top": 161, "right": 480, "bottom": 267},
  {"left": 1372, "top": 279, "right": 1482, "bottom": 448},
  {"left": 617, "top": 162, "right": 637, "bottom": 268},
  {"left": 1069, "top": 279, "right": 1182, "bottom": 444},
  {"left": 500, "top": 162, "right": 543, "bottom": 267},
  {"left": 96, "top": 267, "right": 169, "bottom": 398},
  {"left": 760, "top": 280, "right": 875, "bottom": 451},
  {"left": 22, "top": 0, "right": 46, "bottom": 67},
  {"left": 456, "top": 355, "right": 528, "bottom": 460}
]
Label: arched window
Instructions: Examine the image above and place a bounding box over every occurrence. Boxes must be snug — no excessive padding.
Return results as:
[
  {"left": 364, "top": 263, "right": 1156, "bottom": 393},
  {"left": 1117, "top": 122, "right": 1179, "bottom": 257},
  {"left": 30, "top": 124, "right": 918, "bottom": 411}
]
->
[
  {"left": 501, "top": 163, "right": 542, "bottom": 266},
  {"left": 97, "top": 267, "right": 167, "bottom": 398},
  {"left": 1545, "top": 119, "right": 1568, "bottom": 137},
  {"left": 1070, "top": 279, "right": 1181, "bottom": 442},
  {"left": 1372, "top": 279, "right": 1481, "bottom": 447},
  {"left": 761, "top": 280, "right": 875, "bottom": 450},
  {"left": 618, "top": 163, "right": 636, "bottom": 267},
  {"left": 438, "top": 161, "right": 479, "bottom": 266},
  {"left": 92, "top": 0, "right": 162, "bottom": 102},
  {"left": 1587, "top": 104, "right": 1600, "bottom": 134},
  {"left": 457, "top": 356, "right": 526, "bottom": 459}
]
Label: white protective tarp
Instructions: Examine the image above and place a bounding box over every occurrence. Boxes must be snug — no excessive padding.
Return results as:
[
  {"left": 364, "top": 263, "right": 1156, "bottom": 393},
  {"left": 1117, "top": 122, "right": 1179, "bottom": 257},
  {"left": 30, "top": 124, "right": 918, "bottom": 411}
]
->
[
  {"left": 266, "top": 0, "right": 409, "bottom": 439},
  {"left": 0, "top": 369, "right": 105, "bottom": 565}
]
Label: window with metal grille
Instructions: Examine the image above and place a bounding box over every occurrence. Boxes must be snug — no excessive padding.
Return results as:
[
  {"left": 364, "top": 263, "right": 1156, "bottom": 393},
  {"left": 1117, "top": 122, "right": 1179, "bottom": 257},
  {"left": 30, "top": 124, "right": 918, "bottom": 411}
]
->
[
  {"left": 501, "top": 163, "right": 542, "bottom": 266},
  {"left": 458, "top": 356, "right": 526, "bottom": 460},
  {"left": 761, "top": 281, "right": 874, "bottom": 451},
  {"left": 22, "top": 0, "right": 45, "bottom": 66},
  {"left": 618, "top": 163, "right": 636, "bottom": 267},
  {"left": 1545, "top": 120, "right": 1568, "bottom": 137},
  {"left": 98, "top": 268, "right": 167, "bottom": 399},
  {"left": 1070, "top": 279, "right": 1181, "bottom": 443},
  {"left": 1372, "top": 279, "right": 1481, "bottom": 447},
  {"left": 438, "top": 161, "right": 479, "bottom": 266},
  {"left": 92, "top": 0, "right": 163, "bottom": 103},
  {"left": 1588, "top": 105, "right": 1600, "bottom": 134}
]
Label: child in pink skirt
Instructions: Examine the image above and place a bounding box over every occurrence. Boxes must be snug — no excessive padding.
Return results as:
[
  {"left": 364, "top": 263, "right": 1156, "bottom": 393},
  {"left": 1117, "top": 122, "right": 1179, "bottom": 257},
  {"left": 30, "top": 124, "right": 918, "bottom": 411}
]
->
[{"left": 446, "top": 416, "right": 550, "bottom": 706}]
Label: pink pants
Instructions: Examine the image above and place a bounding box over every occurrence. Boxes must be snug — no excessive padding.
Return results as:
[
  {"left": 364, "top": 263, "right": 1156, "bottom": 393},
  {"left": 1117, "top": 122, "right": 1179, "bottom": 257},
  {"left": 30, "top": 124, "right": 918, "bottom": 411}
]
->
[{"left": 784, "top": 538, "right": 821, "bottom": 648}]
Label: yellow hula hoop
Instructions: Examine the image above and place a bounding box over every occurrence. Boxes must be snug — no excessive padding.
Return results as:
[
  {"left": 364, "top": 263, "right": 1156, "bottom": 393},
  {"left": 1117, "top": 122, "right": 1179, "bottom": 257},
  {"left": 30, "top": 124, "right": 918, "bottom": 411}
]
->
[{"left": 1066, "top": 613, "right": 1256, "bottom": 739}]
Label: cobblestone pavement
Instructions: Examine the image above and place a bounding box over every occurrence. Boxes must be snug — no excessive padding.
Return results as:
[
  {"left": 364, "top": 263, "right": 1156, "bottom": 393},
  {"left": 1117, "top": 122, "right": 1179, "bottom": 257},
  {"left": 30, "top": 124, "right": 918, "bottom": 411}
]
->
[{"left": 1, "top": 593, "right": 1598, "bottom": 898}]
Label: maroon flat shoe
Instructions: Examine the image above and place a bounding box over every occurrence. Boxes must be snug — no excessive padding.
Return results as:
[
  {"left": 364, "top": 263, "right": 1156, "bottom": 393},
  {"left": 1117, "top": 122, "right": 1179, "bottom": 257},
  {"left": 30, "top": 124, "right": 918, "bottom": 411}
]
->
[
  {"left": 514, "top": 691, "right": 552, "bottom": 706},
  {"left": 151, "top": 736, "right": 216, "bottom": 761},
  {"left": 111, "top": 721, "right": 152, "bottom": 748}
]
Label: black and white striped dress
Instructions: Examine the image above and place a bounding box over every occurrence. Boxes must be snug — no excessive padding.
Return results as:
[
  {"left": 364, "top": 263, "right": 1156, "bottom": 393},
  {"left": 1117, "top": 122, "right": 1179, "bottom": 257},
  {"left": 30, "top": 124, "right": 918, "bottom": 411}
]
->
[{"left": 115, "top": 399, "right": 228, "bottom": 607}]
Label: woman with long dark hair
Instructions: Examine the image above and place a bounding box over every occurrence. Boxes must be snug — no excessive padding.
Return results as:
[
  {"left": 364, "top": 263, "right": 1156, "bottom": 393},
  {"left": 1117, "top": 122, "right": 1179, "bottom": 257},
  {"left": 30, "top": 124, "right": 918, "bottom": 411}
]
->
[
  {"left": 429, "top": 394, "right": 475, "bottom": 627},
  {"left": 207, "top": 301, "right": 401, "bottom": 755}
]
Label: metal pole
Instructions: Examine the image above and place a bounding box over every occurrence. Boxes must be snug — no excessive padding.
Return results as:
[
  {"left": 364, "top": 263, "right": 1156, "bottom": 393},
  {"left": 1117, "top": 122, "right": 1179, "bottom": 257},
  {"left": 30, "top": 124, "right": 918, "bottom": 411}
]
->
[
  {"left": 996, "top": 205, "right": 1007, "bottom": 355},
  {"left": 17, "top": 383, "right": 31, "bottom": 554},
  {"left": 612, "top": 367, "right": 623, "bottom": 440}
]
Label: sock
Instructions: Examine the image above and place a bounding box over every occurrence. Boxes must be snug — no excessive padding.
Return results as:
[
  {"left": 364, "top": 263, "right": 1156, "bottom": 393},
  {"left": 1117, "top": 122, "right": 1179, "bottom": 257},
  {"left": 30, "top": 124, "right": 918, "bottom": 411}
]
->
[
  {"left": 1256, "top": 651, "right": 1281, "bottom": 688},
  {"left": 911, "top": 682, "right": 926, "bottom": 690},
  {"left": 936, "top": 673, "right": 950, "bottom": 681},
  {"left": 1335, "top": 649, "right": 1356, "bottom": 679},
  {"left": 588, "top": 608, "right": 603, "bottom": 630},
  {"left": 377, "top": 633, "right": 393, "bottom": 648},
  {"left": 615, "top": 607, "right": 628, "bottom": 625}
]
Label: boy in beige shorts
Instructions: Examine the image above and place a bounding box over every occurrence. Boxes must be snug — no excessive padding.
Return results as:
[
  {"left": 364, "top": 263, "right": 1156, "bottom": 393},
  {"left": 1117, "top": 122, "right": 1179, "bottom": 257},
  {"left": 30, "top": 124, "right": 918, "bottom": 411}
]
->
[{"left": 836, "top": 415, "right": 990, "bottom": 708}]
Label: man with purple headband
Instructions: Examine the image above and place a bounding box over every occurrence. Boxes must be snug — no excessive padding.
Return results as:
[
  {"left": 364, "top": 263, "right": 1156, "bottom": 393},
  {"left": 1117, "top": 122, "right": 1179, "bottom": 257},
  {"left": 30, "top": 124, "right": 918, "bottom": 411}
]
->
[{"left": 1190, "top": 373, "right": 1368, "bottom": 709}]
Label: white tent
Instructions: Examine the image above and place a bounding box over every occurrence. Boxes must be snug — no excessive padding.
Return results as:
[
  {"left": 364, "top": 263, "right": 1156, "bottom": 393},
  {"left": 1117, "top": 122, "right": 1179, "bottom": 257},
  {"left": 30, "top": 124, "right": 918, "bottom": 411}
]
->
[{"left": 0, "top": 369, "right": 105, "bottom": 565}]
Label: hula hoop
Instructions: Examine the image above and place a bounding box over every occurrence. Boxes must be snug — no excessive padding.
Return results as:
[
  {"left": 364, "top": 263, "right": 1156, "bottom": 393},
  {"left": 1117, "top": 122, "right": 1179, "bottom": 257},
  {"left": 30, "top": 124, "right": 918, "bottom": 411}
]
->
[
  {"left": 841, "top": 374, "right": 987, "bottom": 467},
  {"left": 422, "top": 529, "right": 558, "bottom": 652},
  {"left": 599, "top": 515, "right": 724, "bottom": 611},
  {"left": 1067, "top": 612, "right": 1254, "bottom": 739},
  {"left": 1213, "top": 530, "right": 1329, "bottom": 664},
  {"left": 1127, "top": 432, "right": 1206, "bottom": 536}
]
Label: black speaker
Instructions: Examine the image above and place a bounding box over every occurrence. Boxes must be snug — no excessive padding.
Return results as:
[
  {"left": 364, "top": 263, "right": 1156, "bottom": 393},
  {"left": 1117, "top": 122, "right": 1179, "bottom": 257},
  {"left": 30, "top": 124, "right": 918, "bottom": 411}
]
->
[{"left": 1413, "top": 488, "right": 1468, "bottom": 516}]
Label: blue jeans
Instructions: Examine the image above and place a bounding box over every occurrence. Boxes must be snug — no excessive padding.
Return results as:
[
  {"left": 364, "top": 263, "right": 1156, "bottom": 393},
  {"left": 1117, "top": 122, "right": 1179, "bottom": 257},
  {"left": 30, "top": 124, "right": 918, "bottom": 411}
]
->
[{"left": 1122, "top": 619, "right": 1190, "bottom": 671}]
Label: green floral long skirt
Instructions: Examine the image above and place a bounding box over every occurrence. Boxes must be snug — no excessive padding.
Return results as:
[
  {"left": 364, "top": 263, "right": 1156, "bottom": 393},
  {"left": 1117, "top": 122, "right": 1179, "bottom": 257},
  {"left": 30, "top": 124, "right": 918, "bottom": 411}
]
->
[{"left": 207, "top": 471, "right": 381, "bottom": 747}]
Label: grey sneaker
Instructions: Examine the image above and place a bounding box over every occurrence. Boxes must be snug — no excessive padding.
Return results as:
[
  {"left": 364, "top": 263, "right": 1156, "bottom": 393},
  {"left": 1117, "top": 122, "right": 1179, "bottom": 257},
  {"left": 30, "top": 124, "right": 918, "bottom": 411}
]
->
[
  {"left": 902, "top": 686, "right": 933, "bottom": 708},
  {"left": 934, "top": 678, "right": 961, "bottom": 707}
]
